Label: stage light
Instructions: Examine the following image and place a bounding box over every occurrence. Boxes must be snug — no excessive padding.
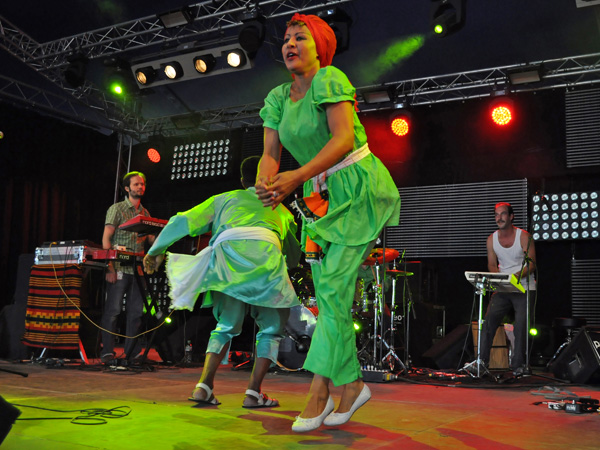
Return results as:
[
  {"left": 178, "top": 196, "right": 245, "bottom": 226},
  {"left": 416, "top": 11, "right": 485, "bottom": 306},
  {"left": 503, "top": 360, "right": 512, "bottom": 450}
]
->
[
  {"left": 163, "top": 61, "right": 183, "bottom": 79},
  {"left": 532, "top": 191, "right": 600, "bottom": 241},
  {"left": 317, "top": 8, "right": 353, "bottom": 53},
  {"left": 490, "top": 98, "right": 514, "bottom": 126},
  {"left": 104, "top": 57, "right": 135, "bottom": 97},
  {"left": 171, "top": 136, "right": 231, "bottom": 182},
  {"left": 158, "top": 7, "right": 194, "bottom": 29},
  {"left": 507, "top": 65, "right": 542, "bottom": 85},
  {"left": 135, "top": 67, "right": 156, "bottom": 85},
  {"left": 147, "top": 148, "right": 161, "bottom": 163},
  {"left": 390, "top": 114, "right": 410, "bottom": 137},
  {"left": 529, "top": 328, "right": 538, "bottom": 336},
  {"left": 226, "top": 50, "right": 246, "bottom": 68},
  {"left": 63, "top": 53, "right": 89, "bottom": 88},
  {"left": 194, "top": 55, "right": 217, "bottom": 74},
  {"left": 238, "top": 12, "right": 266, "bottom": 55},
  {"left": 431, "top": 0, "right": 466, "bottom": 38}
]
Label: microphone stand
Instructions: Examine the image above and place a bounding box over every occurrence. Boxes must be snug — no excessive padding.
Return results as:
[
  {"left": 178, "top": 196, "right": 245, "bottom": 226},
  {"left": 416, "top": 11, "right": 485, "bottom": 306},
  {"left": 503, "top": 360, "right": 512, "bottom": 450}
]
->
[{"left": 516, "top": 231, "right": 534, "bottom": 376}]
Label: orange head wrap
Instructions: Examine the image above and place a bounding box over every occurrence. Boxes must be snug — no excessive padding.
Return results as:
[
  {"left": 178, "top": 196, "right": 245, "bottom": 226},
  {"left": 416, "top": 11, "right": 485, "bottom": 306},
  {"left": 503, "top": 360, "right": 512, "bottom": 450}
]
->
[{"left": 288, "top": 13, "right": 337, "bottom": 68}]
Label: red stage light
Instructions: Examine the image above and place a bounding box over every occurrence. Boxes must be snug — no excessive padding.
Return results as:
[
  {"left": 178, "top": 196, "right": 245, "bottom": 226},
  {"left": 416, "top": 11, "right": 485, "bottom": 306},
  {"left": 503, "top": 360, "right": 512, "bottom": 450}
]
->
[
  {"left": 491, "top": 104, "right": 513, "bottom": 126},
  {"left": 147, "top": 148, "right": 161, "bottom": 163},
  {"left": 390, "top": 116, "right": 410, "bottom": 137}
]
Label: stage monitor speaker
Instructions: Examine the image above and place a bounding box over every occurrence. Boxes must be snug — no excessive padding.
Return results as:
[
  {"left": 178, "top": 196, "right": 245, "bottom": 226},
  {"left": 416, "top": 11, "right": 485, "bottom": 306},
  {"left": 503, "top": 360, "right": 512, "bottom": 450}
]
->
[
  {"left": 549, "top": 326, "right": 600, "bottom": 384},
  {"left": 422, "top": 324, "right": 473, "bottom": 370}
]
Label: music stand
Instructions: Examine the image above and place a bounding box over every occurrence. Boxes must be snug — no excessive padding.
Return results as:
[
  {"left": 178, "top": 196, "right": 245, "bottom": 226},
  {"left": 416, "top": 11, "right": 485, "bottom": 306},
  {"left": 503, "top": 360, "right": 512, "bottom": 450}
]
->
[{"left": 462, "top": 272, "right": 525, "bottom": 378}]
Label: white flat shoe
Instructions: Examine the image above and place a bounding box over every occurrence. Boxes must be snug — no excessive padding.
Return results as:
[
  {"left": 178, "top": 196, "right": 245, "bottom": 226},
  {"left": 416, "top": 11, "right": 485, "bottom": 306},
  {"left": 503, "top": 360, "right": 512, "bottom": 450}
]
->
[
  {"left": 291, "top": 396, "right": 334, "bottom": 433},
  {"left": 323, "top": 384, "right": 371, "bottom": 426}
]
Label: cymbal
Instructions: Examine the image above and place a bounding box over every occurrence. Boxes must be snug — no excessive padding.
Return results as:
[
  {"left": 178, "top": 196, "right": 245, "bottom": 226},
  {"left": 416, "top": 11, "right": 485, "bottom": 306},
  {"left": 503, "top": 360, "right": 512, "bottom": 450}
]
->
[
  {"left": 386, "top": 269, "right": 414, "bottom": 277},
  {"left": 363, "top": 248, "right": 400, "bottom": 266}
]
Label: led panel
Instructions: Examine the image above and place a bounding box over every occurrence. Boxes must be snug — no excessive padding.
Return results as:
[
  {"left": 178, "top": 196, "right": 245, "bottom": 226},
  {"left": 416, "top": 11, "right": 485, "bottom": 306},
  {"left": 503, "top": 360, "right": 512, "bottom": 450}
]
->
[{"left": 532, "top": 191, "right": 600, "bottom": 241}]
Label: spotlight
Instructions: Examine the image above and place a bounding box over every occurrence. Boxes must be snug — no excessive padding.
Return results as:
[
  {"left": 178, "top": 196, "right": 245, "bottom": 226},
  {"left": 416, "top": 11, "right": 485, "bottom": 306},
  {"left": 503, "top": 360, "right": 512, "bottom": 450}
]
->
[
  {"left": 103, "top": 57, "right": 135, "bottom": 96},
  {"left": 317, "top": 8, "right": 353, "bottom": 54},
  {"left": 507, "top": 66, "right": 542, "bottom": 85},
  {"left": 163, "top": 61, "right": 183, "bottom": 79},
  {"left": 390, "top": 110, "right": 412, "bottom": 137},
  {"left": 226, "top": 50, "right": 246, "bottom": 68},
  {"left": 147, "top": 148, "right": 161, "bottom": 163},
  {"left": 194, "top": 55, "right": 217, "bottom": 74},
  {"left": 63, "top": 53, "right": 88, "bottom": 88},
  {"left": 238, "top": 12, "right": 266, "bottom": 55},
  {"left": 158, "top": 7, "right": 194, "bottom": 29},
  {"left": 135, "top": 66, "right": 156, "bottom": 86},
  {"left": 431, "top": 0, "right": 466, "bottom": 38},
  {"left": 490, "top": 98, "right": 514, "bottom": 126}
]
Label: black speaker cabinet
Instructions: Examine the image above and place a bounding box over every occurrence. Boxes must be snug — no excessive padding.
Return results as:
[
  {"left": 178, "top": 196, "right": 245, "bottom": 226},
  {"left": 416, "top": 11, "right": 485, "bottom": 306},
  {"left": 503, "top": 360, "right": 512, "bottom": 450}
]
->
[
  {"left": 422, "top": 324, "right": 473, "bottom": 370},
  {"left": 549, "top": 326, "right": 600, "bottom": 384}
]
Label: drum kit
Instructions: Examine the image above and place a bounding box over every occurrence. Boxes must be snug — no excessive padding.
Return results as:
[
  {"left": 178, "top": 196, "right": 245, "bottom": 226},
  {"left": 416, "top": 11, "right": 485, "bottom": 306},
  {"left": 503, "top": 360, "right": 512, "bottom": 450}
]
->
[{"left": 279, "top": 248, "right": 415, "bottom": 375}]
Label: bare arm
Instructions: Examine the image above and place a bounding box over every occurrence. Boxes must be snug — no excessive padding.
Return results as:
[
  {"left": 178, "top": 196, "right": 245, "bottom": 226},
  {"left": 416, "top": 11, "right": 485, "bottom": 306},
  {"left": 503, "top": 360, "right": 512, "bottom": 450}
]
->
[
  {"left": 102, "top": 224, "right": 117, "bottom": 283},
  {"left": 486, "top": 234, "right": 499, "bottom": 273},
  {"left": 256, "top": 127, "right": 283, "bottom": 205},
  {"left": 515, "top": 230, "right": 536, "bottom": 280},
  {"left": 259, "top": 101, "right": 355, "bottom": 208}
]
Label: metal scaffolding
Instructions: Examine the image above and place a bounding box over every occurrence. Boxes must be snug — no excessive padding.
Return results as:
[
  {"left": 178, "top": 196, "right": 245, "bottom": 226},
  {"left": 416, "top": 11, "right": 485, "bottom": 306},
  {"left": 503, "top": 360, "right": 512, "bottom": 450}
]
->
[{"left": 1, "top": 0, "right": 600, "bottom": 140}]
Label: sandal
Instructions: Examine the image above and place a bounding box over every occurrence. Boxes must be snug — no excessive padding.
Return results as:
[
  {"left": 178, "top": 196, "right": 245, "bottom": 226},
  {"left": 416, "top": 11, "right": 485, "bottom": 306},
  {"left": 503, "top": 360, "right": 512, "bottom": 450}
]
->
[
  {"left": 242, "top": 389, "right": 279, "bottom": 408},
  {"left": 188, "top": 382, "right": 220, "bottom": 406}
]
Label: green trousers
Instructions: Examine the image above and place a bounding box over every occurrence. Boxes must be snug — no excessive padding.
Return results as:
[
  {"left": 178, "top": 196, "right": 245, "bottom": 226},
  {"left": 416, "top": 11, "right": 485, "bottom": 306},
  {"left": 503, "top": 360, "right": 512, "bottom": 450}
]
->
[{"left": 303, "top": 241, "right": 373, "bottom": 386}]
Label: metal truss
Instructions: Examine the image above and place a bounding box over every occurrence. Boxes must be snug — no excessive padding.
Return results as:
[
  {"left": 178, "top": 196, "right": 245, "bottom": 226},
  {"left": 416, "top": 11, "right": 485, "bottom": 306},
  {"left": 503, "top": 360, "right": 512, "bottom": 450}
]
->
[
  {"left": 358, "top": 52, "right": 600, "bottom": 110},
  {"left": 0, "top": 0, "right": 352, "bottom": 139},
  {"left": 0, "top": 0, "right": 353, "bottom": 70}
]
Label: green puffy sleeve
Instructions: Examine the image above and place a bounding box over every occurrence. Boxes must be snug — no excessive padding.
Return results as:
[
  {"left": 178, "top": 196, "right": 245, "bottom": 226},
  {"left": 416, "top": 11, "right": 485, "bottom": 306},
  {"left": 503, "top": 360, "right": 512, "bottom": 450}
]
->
[
  {"left": 260, "top": 83, "right": 289, "bottom": 130},
  {"left": 147, "top": 196, "right": 216, "bottom": 255},
  {"left": 312, "top": 66, "right": 356, "bottom": 109}
]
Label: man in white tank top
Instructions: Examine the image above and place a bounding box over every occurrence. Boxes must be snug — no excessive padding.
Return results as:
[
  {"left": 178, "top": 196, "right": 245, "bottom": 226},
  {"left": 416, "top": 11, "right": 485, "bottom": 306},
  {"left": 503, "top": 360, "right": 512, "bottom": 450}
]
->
[{"left": 480, "top": 202, "right": 537, "bottom": 375}]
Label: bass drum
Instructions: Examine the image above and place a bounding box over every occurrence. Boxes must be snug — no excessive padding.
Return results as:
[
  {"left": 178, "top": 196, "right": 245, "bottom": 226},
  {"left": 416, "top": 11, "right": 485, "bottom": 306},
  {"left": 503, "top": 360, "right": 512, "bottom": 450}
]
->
[{"left": 277, "top": 305, "right": 317, "bottom": 371}]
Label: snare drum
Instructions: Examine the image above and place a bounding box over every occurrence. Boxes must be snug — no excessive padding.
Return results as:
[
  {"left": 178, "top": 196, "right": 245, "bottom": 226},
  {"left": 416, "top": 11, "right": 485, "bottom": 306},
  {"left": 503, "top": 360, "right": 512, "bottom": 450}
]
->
[{"left": 277, "top": 305, "right": 317, "bottom": 371}]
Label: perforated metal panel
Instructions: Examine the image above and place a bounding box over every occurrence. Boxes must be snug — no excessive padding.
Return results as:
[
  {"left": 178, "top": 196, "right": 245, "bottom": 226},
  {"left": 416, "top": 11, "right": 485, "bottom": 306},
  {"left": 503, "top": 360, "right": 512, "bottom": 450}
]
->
[
  {"left": 385, "top": 179, "right": 528, "bottom": 258},
  {"left": 571, "top": 259, "right": 600, "bottom": 326},
  {"left": 566, "top": 88, "right": 600, "bottom": 168}
]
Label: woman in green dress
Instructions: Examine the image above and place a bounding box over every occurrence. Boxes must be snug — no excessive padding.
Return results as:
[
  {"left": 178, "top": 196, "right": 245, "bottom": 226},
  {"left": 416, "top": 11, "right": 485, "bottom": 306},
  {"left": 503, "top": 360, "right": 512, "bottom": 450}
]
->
[{"left": 256, "top": 13, "right": 400, "bottom": 432}]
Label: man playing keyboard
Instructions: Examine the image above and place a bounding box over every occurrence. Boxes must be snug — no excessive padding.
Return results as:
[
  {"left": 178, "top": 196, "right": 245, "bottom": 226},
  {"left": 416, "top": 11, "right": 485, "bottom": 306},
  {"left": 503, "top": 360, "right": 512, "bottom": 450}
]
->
[{"left": 480, "top": 202, "right": 536, "bottom": 376}]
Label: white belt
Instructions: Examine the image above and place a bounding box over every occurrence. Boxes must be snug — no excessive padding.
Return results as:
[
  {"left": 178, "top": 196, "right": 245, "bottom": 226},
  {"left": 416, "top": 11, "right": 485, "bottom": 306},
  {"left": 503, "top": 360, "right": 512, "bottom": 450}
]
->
[
  {"left": 213, "top": 226, "right": 281, "bottom": 251},
  {"left": 312, "top": 143, "right": 371, "bottom": 192}
]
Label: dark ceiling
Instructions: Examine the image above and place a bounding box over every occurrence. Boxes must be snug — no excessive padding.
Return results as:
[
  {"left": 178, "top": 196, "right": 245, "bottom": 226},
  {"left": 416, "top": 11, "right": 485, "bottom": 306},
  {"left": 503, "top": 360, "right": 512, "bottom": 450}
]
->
[{"left": 1, "top": 1, "right": 599, "bottom": 140}]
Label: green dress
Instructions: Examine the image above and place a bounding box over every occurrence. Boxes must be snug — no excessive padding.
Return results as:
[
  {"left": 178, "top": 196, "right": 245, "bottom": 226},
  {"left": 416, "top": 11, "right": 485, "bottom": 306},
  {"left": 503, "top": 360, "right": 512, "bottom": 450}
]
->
[{"left": 261, "top": 66, "right": 401, "bottom": 385}]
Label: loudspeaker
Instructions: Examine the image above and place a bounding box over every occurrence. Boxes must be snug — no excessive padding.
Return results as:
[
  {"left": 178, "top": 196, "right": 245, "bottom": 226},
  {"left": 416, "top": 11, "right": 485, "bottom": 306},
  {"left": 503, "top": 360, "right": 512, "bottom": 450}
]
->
[
  {"left": 422, "top": 323, "right": 473, "bottom": 370},
  {"left": 0, "top": 254, "right": 34, "bottom": 359},
  {"left": 0, "top": 395, "right": 21, "bottom": 445},
  {"left": 151, "top": 310, "right": 215, "bottom": 363},
  {"left": 549, "top": 326, "right": 600, "bottom": 384}
]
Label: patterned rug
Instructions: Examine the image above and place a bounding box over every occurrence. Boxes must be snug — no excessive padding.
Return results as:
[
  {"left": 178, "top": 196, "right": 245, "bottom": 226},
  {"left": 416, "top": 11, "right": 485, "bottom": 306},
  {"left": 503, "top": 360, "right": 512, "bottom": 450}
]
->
[{"left": 22, "top": 264, "right": 83, "bottom": 350}]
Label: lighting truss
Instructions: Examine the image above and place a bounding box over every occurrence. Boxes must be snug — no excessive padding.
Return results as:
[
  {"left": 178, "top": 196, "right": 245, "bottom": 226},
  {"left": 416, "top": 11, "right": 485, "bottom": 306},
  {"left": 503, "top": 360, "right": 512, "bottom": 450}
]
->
[
  {"left": 0, "top": 1, "right": 354, "bottom": 71},
  {"left": 357, "top": 52, "right": 600, "bottom": 111},
  {"left": 0, "top": 1, "right": 353, "bottom": 138},
  {"left": 532, "top": 191, "right": 600, "bottom": 242}
]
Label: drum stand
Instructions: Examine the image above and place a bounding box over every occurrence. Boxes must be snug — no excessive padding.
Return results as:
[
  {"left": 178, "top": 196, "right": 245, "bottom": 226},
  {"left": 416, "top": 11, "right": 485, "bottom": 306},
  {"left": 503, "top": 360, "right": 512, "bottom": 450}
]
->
[
  {"left": 372, "top": 262, "right": 406, "bottom": 373},
  {"left": 460, "top": 274, "right": 493, "bottom": 378}
]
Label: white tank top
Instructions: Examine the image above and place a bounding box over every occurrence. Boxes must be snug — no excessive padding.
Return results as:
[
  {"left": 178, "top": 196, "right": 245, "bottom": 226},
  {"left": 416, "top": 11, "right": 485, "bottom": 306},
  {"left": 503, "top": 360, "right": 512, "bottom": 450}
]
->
[{"left": 492, "top": 228, "right": 536, "bottom": 290}]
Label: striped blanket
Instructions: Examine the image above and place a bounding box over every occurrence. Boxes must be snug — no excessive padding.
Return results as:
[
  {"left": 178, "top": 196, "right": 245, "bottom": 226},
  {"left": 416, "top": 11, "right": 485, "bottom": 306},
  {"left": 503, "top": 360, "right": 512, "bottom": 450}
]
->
[{"left": 22, "top": 264, "right": 83, "bottom": 350}]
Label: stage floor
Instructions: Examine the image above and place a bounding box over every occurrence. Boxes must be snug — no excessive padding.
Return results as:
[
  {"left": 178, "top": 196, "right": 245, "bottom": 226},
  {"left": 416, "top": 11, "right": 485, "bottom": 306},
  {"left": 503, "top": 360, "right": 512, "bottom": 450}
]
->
[{"left": 1, "top": 354, "right": 599, "bottom": 450}]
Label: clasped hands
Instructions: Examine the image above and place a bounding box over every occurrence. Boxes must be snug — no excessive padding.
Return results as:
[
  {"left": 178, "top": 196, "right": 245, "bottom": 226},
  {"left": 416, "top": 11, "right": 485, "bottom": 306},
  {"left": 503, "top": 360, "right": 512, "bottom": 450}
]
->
[
  {"left": 255, "top": 171, "right": 302, "bottom": 209},
  {"left": 143, "top": 253, "right": 164, "bottom": 275}
]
